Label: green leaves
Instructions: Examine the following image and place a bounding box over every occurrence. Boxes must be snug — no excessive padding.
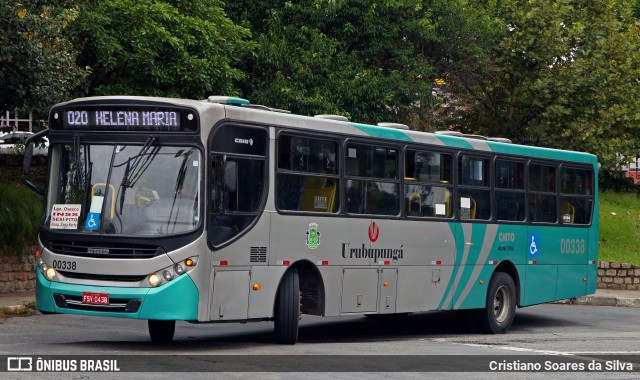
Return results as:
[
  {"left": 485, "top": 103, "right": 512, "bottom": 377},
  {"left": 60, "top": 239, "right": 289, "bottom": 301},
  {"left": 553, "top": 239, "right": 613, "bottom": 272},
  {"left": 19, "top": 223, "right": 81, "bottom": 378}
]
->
[
  {"left": 70, "top": 0, "right": 253, "bottom": 98},
  {"left": 2, "top": 0, "right": 638, "bottom": 171},
  {"left": 444, "top": 0, "right": 640, "bottom": 169},
  {"left": 0, "top": 1, "right": 86, "bottom": 117},
  {"left": 227, "top": 0, "right": 437, "bottom": 124}
]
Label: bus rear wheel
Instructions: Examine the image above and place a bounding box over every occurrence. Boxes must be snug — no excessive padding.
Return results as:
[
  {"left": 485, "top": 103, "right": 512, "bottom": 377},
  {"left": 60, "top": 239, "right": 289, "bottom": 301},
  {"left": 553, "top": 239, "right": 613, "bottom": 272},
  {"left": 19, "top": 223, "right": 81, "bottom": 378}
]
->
[
  {"left": 148, "top": 320, "right": 175, "bottom": 343},
  {"left": 475, "top": 272, "right": 516, "bottom": 334},
  {"left": 274, "top": 269, "right": 300, "bottom": 345}
]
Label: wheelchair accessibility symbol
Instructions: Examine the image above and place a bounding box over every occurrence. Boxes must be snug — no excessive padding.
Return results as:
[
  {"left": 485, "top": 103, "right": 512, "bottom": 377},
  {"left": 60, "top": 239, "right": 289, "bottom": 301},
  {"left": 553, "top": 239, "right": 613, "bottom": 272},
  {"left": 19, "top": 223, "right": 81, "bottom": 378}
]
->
[
  {"left": 528, "top": 232, "right": 541, "bottom": 258},
  {"left": 85, "top": 212, "right": 100, "bottom": 231}
]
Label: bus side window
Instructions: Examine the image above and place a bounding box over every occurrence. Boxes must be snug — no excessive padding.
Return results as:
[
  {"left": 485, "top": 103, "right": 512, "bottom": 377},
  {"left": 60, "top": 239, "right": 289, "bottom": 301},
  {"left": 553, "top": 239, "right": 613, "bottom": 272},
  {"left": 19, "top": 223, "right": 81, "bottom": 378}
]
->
[
  {"left": 559, "top": 167, "right": 593, "bottom": 224},
  {"left": 345, "top": 143, "right": 399, "bottom": 216},
  {"left": 528, "top": 163, "right": 558, "bottom": 224},
  {"left": 276, "top": 134, "right": 339, "bottom": 213},
  {"left": 458, "top": 156, "right": 490, "bottom": 220},
  {"left": 404, "top": 150, "right": 453, "bottom": 218},
  {"left": 495, "top": 160, "right": 525, "bottom": 222}
]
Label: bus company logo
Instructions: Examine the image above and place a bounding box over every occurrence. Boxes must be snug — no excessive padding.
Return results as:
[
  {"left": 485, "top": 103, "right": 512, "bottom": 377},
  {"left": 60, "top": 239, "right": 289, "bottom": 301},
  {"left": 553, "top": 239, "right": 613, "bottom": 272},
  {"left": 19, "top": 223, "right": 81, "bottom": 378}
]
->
[
  {"left": 368, "top": 221, "right": 380, "bottom": 242},
  {"left": 234, "top": 138, "right": 253, "bottom": 146},
  {"left": 341, "top": 243, "right": 404, "bottom": 262},
  {"left": 305, "top": 223, "right": 321, "bottom": 250}
]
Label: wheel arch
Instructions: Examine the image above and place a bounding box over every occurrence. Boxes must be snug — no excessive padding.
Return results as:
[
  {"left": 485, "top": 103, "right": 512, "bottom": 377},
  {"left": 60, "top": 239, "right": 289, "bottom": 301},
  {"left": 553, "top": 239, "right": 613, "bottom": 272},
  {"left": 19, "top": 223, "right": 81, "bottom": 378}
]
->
[
  {"left": 495, "top": 260, "right": 521, "bottom": 307},
  {"left": 275, "top": 260, "right": 326, "bottom": 316}
]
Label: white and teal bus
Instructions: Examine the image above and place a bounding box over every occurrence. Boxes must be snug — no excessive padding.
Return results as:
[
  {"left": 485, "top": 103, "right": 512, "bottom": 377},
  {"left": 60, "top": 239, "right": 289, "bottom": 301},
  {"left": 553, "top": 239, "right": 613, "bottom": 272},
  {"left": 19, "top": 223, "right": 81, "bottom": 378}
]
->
[{"left": 22, "top": 95, "right": 598, "bottom": 344}]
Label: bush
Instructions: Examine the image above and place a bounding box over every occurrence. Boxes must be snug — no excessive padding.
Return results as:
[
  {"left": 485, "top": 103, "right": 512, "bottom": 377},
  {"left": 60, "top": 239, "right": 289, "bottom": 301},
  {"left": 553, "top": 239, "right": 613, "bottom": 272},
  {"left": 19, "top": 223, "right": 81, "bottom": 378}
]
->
[
  {"left": 0, "top": 181, "right": 42, "bottom": 256},
  {"left": 599, "top": 169, "right": 637, "bottom": 193}
]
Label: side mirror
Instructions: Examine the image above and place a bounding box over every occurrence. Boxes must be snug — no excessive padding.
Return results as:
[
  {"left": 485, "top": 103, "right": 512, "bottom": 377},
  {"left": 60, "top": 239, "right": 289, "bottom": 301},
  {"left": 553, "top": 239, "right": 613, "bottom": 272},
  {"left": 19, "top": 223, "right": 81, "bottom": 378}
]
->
[
  {"left": 21, "top": 129, "right": 49, "bottom": 196},
  {"left": 23, "top": 143, "right": 34, "bottom": 175}
]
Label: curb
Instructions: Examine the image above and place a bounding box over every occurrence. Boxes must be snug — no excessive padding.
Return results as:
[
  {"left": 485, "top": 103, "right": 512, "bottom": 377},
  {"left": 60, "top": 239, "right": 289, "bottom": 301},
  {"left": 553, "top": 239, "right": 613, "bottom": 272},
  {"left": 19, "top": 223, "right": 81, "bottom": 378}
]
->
[
  {"left": 0, "top": 304, "right": 32, "bottom": 314},
  {"left": 555, "top": 295, "right": 640, "bottom": 308}
]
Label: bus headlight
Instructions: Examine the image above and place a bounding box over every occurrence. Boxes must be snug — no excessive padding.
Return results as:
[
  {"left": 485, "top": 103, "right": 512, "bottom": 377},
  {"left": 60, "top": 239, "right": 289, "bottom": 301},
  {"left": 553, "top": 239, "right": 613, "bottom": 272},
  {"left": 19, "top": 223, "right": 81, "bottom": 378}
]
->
[
  {"left": 45, "top": 267, "right": 57, "bottom": 280},
  {"left": 148, "top": 273, "right": 161, "bottom": 287},
  {"left": 147, "top": 257, "right": 198, "bottom": 288}
]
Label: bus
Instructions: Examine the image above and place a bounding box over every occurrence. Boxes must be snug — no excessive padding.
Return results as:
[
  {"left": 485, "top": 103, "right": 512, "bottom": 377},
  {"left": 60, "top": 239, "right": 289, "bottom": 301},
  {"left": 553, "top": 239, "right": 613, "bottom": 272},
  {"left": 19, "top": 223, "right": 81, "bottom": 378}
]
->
[{"left": 22, "top": 95, "right": 598, "bottom": 344}]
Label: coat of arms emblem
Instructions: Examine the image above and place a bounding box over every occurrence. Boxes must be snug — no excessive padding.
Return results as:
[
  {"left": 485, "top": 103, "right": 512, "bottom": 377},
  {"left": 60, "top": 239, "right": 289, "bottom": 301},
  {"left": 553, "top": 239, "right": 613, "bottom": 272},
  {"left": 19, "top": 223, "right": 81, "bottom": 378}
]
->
[{"left": 305, "top": 223, "right": 321, "bottom": 249}]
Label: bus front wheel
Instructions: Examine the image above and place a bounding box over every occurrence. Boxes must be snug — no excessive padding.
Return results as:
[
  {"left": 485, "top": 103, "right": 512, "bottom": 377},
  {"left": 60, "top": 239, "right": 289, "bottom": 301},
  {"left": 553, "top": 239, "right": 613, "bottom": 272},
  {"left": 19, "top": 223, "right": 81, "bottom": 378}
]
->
[
  {"left": 148, "top": 320, "right": 175, "bottom": 343},
  {"left": 274, "top": 269, "right": 300, "bottom": 344},
  {"left": 475, "top": 272, "right": 516, "bottom": 334}
]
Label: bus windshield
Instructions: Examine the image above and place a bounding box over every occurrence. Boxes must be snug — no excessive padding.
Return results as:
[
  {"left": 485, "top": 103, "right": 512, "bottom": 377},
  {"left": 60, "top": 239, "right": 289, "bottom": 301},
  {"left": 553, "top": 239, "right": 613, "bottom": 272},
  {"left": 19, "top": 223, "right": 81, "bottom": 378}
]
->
[{"left": 46, "top": 142, "right": 201, "bottom": 236}]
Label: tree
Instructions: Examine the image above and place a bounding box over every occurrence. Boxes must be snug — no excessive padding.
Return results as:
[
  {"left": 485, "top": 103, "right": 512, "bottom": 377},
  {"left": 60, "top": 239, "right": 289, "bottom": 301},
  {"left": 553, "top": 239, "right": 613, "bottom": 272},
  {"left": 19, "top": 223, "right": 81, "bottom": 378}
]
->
[
  {"left": 440, "top": 0, "right": 640, "bottom": 169},
  {"left": 226, "top": 0, "right": 440, "bottom": 125},
  {"left": 0, "top": 0, "right": 85, "bottom": 117},
  {"left": 68, "top": 0, "right": 253, "bottom": 98}
]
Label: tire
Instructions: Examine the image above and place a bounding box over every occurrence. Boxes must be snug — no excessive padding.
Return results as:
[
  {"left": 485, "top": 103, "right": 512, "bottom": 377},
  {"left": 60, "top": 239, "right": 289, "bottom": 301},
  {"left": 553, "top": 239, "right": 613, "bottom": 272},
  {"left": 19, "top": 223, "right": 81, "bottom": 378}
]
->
[
  {"left": 274, "top": 269, "right": 300, "bottom": 345},
  {"left": 475, "top": 272, "right": 516, "bottom": 334},
  {"left": 148, "top": 320, "right": 175, "bottom": 343}
]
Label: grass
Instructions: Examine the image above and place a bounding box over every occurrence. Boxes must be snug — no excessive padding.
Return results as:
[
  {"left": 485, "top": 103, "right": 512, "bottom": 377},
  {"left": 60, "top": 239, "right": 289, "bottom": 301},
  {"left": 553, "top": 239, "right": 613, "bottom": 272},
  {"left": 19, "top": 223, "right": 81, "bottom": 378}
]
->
[{"left": 599, "top": 191, "right": 640, "bottom": 266}]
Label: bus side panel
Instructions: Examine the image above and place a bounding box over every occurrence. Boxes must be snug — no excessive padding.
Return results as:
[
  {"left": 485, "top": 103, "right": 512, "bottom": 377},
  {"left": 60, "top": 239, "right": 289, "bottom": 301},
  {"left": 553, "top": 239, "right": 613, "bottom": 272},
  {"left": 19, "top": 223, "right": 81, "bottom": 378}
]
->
[
  {"left": 247, "top": 266, "right": 289, "bottom": 319},
  {"left": 522, "top": 265, "right": 558, "bottom": 305},
  {"left": 318, "top": 266, "right": 343, "bottom": 317},
  {"left": 396, "top": 266, "right": 453, "bottom": 313},
  {"left": 556, "top": 265, "right": 587, "bottom": 300},
  {"left": 452, "top": 265, "right": 493, "bottom": 310}
]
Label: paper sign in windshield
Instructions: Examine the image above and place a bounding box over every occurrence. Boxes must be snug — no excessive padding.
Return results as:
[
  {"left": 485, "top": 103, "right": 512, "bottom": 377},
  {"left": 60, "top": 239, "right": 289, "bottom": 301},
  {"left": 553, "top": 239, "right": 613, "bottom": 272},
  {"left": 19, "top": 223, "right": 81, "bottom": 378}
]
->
[{"left": 50, "top": 204, "right": 81, "bottom": 229}]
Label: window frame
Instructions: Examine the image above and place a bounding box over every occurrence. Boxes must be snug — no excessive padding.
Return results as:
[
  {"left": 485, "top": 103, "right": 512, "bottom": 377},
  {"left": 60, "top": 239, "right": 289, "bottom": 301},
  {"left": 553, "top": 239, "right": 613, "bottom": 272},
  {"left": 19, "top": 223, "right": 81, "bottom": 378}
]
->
[
  {"left": 403, "top": 147, "right": 454, "bottom": 219},
  {"left": 344, "top": 139, "right": 401, "bottom": 217},
  {"left": 494, "top": 158, "right": 526, "bottom": 223},
  {"left": 557, "top": 164, "right": 594, "bottom": 226},
  {"left": 275, "top": 131, "right": 341, "bottom": 214},
  {"left": 207, "top": 122, "right": 269, "bottom": 249},
  {"left": 456, "top": 153, "right": 493, "bottom": 221}
]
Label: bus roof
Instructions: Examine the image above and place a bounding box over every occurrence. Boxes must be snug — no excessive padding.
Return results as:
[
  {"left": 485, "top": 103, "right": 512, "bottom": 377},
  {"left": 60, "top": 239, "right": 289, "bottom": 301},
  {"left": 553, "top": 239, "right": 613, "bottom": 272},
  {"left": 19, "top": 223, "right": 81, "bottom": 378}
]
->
[{"left": 53, "top": 95, "right": 598, "bottom": 166}]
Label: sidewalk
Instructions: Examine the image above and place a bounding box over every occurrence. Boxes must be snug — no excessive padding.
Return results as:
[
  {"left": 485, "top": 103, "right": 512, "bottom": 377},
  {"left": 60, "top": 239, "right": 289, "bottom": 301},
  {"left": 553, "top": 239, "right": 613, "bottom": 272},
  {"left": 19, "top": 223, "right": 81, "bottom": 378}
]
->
[
  {"left": 0, "top": 290, "right": 35, "bottom": 313},
  {"left": 554, "top": 289, "right": 640, "bottom": 308},
  {"left": 1, "top": 289, "right": 640, "bottom": 312}
]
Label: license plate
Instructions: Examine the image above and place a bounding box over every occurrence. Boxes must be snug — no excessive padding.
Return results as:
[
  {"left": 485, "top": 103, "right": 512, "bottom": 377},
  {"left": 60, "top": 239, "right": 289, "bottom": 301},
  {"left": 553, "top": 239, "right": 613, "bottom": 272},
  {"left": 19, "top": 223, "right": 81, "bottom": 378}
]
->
[{"left": 82, "top": 292, "right": 109, "bottom": 305}]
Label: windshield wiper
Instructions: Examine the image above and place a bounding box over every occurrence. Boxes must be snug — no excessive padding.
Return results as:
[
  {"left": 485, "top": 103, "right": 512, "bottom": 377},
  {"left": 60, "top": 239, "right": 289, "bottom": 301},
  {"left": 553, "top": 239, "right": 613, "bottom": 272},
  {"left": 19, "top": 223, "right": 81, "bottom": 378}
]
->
[
  {"left": 71, "top": 135, "right": 93, "bottom": 216},
  {"left": 116, "top": 137, "right": 159, "bottom": 213},
  {"left": 166, "top": 149, "right": 194, "bottom": 233}
]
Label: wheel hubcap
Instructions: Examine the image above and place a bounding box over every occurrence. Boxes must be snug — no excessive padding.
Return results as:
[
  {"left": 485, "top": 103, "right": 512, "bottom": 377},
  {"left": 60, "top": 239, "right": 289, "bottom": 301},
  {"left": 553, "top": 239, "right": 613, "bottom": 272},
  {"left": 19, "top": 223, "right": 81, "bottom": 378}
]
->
[{"left": 493, "top": 285, "right": 511, "bottom": 324}]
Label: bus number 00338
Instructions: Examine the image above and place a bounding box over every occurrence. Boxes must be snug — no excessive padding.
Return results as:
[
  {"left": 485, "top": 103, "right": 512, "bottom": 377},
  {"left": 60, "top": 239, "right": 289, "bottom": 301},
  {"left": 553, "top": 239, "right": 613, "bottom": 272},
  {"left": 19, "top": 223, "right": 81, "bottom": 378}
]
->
[
  {"left": 52, "top": 260, "right": 77, "bottom": 271},
  {"left": 560, "top": 239, "right": 586, "bottom": 254}
]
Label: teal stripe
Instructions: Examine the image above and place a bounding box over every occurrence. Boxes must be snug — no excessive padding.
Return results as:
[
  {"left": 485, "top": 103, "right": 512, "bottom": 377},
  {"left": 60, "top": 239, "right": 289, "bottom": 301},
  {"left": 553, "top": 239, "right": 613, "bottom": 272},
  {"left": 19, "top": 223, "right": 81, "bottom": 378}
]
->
[
  {"left": 349, "top": 123, "right": 413, "bottom": 141},
  {"left": 487, "top": 141, "right": 595, "bottom": 164},
  {"left": 434, "top": 135, "right": 475, "bottom": 150},
  {"left": 437, "top": 222, "right": 460, "bottom": 310},
  {"left": 451, "top": 224, "right": 487, "bottom": 307}
]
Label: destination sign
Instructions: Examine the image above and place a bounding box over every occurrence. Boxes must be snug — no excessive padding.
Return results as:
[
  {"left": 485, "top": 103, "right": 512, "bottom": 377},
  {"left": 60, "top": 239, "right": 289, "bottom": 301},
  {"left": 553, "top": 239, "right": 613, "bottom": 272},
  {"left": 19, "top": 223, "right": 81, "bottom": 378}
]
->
[{"left": 51, "top": 105, "right": 198, "bottom": 132}]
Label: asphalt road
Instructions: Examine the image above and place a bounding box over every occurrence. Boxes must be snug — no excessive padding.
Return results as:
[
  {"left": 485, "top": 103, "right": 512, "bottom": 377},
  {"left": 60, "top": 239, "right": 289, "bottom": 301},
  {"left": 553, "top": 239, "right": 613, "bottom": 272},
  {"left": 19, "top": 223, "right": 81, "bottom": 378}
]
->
[{"left": 1, "top": 304, "right": 640, "bottom": 379}]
